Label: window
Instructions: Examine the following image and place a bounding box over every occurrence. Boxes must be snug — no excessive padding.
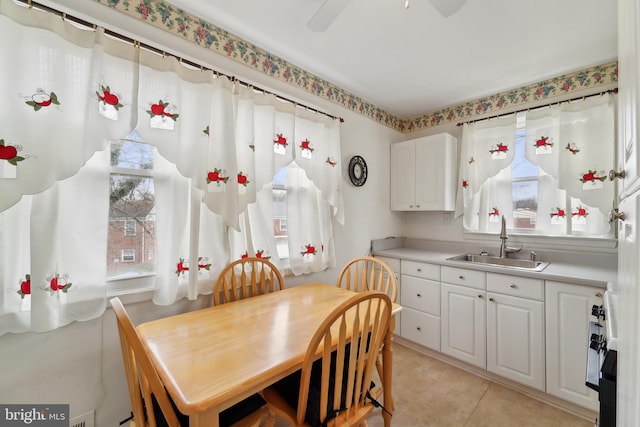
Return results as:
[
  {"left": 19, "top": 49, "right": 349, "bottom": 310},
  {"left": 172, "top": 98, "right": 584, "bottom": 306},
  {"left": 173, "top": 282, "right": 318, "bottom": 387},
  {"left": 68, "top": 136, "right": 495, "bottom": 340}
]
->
[
  {"left": 121, "top": 249, "right": 135, "bottom": 263},
  {"left": 124, "top": 220, "right": 136, "bottom": 236},
  {"left": 107, "top": 131, "right": 157, "bottom": 279}
]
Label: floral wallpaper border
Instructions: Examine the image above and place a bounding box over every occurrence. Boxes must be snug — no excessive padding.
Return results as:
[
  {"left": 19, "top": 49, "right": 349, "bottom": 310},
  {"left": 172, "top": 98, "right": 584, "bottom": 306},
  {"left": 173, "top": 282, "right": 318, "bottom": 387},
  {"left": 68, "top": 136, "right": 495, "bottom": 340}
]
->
[{"left": 94, "top": 0, "right": 617, "bottom": 133}]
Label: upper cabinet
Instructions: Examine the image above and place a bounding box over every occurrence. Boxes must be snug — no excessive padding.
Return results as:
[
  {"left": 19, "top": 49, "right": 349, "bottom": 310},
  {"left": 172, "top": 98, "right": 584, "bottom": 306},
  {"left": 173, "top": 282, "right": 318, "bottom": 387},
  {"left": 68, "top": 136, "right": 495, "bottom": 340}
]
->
[{"left": 390, "top": 133, "right": 457, "bottom": 211}]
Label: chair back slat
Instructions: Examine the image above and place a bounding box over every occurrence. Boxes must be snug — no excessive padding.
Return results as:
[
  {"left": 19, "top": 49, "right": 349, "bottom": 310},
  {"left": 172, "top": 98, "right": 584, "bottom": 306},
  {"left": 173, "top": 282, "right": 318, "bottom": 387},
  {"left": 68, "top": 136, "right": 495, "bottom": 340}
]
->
[
  {"left": 110, "top": 297, "right": 182, "bottom": 427},
  {"left": 214, "top": 257, "right": 285, "bottom": 305},
  {"left": 336, "top": 256, "right": 398, "bottom": 302}
]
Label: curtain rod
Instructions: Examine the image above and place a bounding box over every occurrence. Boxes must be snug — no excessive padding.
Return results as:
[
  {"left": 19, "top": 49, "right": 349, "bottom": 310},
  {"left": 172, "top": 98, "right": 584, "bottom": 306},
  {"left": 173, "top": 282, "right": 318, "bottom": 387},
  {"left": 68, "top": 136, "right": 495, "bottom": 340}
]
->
[
  {"left": 18, "top": 0, "right": 344, "bottom": 123},
  {"left": 456, "top": 88, "right": 618, "bottom": 127}
]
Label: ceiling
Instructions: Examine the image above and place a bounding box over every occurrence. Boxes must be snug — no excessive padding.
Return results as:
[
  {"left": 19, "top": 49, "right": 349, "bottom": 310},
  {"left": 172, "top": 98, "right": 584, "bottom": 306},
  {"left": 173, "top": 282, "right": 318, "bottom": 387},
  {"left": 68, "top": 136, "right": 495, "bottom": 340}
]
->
[{"left": 164, "top": 0, "right": 617, "bottom": 119}]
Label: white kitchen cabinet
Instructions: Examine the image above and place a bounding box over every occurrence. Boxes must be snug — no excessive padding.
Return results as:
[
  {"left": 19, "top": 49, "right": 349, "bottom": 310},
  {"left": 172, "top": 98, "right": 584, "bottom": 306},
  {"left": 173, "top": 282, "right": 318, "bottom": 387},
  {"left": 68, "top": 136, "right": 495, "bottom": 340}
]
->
[
  {"left": 545, "top": 280, "right": 603, "bottom": 410},
  {"left": 486, "top": 292, "right": 545, "bottom": 391},
  {"left": 390, "top": 133, "right": 457, "bottom": 211},
  {"left": 374, "top": 256, "right": 401, "bottom": 335},
  {"left": 441, "top": 282, "right": 486, "bottom": 368},
  {"left": 486, "top": 273, "right": 545, "bottom": 391},
  {"left": 399, "top": 259, "right": 441, "bottom": 350}
]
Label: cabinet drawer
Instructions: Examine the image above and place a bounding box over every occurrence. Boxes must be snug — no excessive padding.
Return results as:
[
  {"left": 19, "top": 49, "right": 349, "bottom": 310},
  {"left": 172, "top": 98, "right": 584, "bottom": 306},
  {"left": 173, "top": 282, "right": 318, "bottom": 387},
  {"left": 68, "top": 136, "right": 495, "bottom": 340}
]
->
[
  {"left": 375, "top": 256, "right": 400, "bottom": 275},
  {"left": 487, "top": 273, "right": 544, "bottom": 301},
  {"left": 401, "top": 260, "right": 440, "bottom": 280},
  {"left": 441, "top": 266, "right": 486, "bottom": 290},
  {"left": 401, "top": 275, "right": 440, "bottom": 315},
  {"left": 401, "top": 307, "right": 440, "bottom": 351}
]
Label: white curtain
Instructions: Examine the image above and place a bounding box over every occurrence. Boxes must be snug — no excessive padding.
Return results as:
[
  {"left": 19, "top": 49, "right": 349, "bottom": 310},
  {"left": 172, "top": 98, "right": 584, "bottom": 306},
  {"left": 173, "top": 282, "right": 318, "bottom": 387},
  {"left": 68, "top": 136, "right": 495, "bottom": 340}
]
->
[
  {"left": 0, "top": 0, "right": 343, "bottom": 333},
  {"left": 455, "top": 115, "right": 517, "bottom": 232},
  {"left": 455, "top": 94, "right": 614, "bottom": 236}
]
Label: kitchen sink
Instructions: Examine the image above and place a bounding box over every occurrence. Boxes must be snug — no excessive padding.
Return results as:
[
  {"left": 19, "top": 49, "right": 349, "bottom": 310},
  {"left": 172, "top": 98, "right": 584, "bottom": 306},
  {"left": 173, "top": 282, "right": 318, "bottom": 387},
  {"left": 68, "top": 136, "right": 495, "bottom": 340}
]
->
[{"left": 446, "top": 253, "right": 550, "bottom": 272}]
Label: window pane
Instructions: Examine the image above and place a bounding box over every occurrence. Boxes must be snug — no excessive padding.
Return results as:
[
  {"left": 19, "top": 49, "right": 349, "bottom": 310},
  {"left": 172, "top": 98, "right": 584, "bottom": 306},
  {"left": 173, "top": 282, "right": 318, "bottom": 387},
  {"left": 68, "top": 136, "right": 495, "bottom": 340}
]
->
[
  {"left": 512, "top": 135, "right": 538, "bottom": 179},
  {"left": 512, "top": 180, "right": 537, "bottom": 229},
  {"left": 108, "top": 135, "right": 156, "bottom": 279}
]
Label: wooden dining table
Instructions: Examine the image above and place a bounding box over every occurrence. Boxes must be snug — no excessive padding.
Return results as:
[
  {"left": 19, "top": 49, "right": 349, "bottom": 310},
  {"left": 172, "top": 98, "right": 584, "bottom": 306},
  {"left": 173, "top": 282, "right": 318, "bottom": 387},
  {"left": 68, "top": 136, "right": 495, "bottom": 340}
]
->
[{"left": 137, "top": 282, "right": 401, "bottom": 427}]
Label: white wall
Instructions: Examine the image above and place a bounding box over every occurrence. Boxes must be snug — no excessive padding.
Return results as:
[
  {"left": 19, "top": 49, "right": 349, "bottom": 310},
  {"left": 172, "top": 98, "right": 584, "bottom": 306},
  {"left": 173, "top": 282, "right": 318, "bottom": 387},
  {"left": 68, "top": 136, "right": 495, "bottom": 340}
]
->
[{"left": 0, "top": 3, "right": 405, "bottom": 424}]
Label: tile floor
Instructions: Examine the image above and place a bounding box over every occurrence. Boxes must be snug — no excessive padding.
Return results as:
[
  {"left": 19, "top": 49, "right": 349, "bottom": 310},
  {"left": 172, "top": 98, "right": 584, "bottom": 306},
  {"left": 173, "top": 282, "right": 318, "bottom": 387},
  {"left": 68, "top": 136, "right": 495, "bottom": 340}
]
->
[{"left": 272, "top": 343, "right": 596, "bottom": 426}]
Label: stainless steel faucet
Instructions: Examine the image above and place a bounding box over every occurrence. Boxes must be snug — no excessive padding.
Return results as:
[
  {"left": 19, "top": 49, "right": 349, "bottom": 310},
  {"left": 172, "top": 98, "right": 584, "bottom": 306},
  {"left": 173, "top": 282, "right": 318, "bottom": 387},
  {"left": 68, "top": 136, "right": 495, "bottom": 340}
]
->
[{"left": 499, "top": 215, "right": 521, "bottom": 258}]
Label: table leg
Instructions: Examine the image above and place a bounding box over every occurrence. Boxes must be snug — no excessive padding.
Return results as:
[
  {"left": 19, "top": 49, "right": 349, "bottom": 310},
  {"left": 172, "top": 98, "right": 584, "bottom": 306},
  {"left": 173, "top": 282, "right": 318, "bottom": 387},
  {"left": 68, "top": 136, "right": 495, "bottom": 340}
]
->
[
  {"left": 190, "top": 408, "right": 219, "bottom": 427},
  {"left": 382, "top": 316, "right": 395, "bottom": 427}
]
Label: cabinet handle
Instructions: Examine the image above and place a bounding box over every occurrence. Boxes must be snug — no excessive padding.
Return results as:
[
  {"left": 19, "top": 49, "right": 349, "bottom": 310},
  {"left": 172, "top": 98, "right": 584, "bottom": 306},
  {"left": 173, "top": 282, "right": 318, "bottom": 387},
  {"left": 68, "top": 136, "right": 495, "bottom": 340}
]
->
[
  {"left": 510, "top": 284, "right": 517, "bottom": 289},
  {"left": 609, "top": 210, "right": 626, "bottom": 222},
  {"left": 417, "top": 268, "right": 422, "bottom": 272},
  {"left": 478, "top": 294, "right": 483, "bottom": 299},
  {"left": 459, "top": 275, "right": 465, "bottom": 280},
  {"left": 596, "top": 292, "right": 602, "bottom": 298},
  {"left": 489, "top": 297, "right": 495, "bottom": 302},
  {"left": 416, "top": 293, "right": 422, "bottom": 297},
  {"left": 416, "top": 204, "right": 420, "bottom": 208},
  {"left": 416, "top": 327, "right": 421, "bottom": 331},
  {"left": 609, "top": 169, "right": 626, "bottom": 180}
]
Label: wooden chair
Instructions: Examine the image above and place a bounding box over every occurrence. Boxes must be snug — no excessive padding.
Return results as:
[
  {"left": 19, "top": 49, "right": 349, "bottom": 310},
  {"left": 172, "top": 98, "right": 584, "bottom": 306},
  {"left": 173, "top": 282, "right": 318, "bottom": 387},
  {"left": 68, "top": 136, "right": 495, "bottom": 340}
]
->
[
  {"left": 110, "top": 297, "right": 269, "bottom": 427},
  {"left": 213, "top": 257, "right": 285, "bottom": 305},
  {"left": 336, "top": 256, "right": 399, "bottom": 405},
  {"left": 263, "top": 291, "right": 392, "bottom": 427},
  {"left": 336, "top": 256, "right": 398, "bottom": 303}
]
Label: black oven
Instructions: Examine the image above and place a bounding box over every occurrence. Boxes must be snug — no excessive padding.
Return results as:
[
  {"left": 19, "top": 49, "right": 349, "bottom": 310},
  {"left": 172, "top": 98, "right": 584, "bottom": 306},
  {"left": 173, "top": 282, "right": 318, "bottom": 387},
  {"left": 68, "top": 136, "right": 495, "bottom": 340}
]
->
[{"left": 586, "top": 293, "right": 618, "bottom": 427}]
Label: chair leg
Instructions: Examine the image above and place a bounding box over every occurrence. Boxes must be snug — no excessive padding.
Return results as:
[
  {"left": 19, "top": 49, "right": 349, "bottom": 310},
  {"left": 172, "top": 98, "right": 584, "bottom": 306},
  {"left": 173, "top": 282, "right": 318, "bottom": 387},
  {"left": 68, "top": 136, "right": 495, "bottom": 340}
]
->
[{"left": 264, "top": 409, "right": 276, "bottom": 427}]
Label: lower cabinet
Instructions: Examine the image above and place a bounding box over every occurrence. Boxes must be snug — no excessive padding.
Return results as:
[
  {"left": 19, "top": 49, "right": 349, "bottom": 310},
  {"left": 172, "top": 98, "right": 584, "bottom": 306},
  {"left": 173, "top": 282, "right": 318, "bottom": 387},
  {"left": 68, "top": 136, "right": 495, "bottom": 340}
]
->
[
  {"left": 441, "top": 282, "right": 486, "bottom": 368},
  {"left": 487, "top": 292, "right": 545, "bottom": 390},
  {"left": 545, "top": 280, "right": 603, "bottom": 411},
  {"left": 374, "top": 256, "right": 401, "bottom": 335}
]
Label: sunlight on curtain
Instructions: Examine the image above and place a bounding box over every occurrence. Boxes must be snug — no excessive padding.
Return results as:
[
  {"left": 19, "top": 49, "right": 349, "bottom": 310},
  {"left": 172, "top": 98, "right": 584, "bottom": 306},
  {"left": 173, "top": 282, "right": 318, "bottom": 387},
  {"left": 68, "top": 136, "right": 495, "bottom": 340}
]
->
[
  {"left": 0, "top": 0, "right": 343, "bottom": 333},
  {"left": 455, "top": 94, "right": 614, "bottom": 237}
]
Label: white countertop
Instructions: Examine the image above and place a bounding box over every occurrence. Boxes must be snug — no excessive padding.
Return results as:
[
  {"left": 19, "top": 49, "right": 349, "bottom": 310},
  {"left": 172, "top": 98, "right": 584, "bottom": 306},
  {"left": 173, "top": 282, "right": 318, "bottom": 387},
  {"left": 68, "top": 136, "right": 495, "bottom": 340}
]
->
[{"left": 374, "top": 246, "right": 616, "bottom": 289}]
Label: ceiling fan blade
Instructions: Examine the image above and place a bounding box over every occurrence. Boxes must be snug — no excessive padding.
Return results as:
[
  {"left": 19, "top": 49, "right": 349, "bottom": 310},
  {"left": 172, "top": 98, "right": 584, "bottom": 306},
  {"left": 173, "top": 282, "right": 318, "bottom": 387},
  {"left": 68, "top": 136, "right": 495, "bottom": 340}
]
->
[
  {"left": 307, "top": 0, "right": 350, "bottom": 32},
  {"left": 428, "top": 0, "right": 468, "bottom": 17}
]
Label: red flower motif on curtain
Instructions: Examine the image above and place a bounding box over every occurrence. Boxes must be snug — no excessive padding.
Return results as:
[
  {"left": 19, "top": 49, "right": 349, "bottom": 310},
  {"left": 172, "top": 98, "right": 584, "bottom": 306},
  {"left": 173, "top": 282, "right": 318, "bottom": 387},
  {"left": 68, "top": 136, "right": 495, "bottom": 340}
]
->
[
  {"left": 534, "top": 136, "right": 553, "bottom": 148},
  {"left": 273, "top": 133, "right": 288, "bottom": 147},
  {"left": 46, "top": 273, "right": 72, "bottom": 294},
  {"left": 580, "top": 170, "right": 606, "bottom": 183},
  {"left": 17, "top": 274, "right": 30, "bottom": 299},
  {"left": 300, "top": 139, "right": 314, "bottom": 152},
  {"left": 175, "top": 257, "right": 211, "bottom": 277},
  {"left": 203, "top": 125, "right": 210, "bottom": 136},
  {"left": 147, "top": 100, "right": 179, "bottom": 121},
  {"left": 300, "top": 244, "right": 317, "bottom": 256},
  {"left": 326, "top": 157, "right": 337, "bottom": 167},
  {"left": 462, "top": 180, "right": 469, "bottom": 188},
  {"left": 206, "top": 168, "right": 229, "bottom": 184},
  {"left": 0, "top": 139, "right": 25, "bottom": 166},
  {"left": 572, "top": 206, "right": 589, "bottom": 217},
  {"left": 550, "top": 208, "right": 566, "bottom": 218},
  {"left": 256, "top": 249, "right": 271, "bottom": 259},
  {"left": 489, "top": 143, "right": 509, "bottom": 154},
  {"left": 96, "top": 85, "right": 123, "bottom": 110},
  {"left": 565, "top": 143, "right": 580, "bottom": 155},
  {"left": 489, "top": 207, "right": 500, "bottom": 217},
  {"left": 237, "top": 172, "right": 249, "bottom": 186},
  {"left": 25, "top": 88, "right": 60, "bottom": 111}
]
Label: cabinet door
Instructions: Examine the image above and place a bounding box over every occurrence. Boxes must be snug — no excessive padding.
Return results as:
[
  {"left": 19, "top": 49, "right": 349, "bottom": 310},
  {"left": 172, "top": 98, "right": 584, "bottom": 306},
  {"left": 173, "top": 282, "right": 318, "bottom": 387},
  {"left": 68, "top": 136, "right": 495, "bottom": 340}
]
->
[
  {"left": 617, "top": 0, "right": 640, "bottom": 197},
  {"left": 487, "top": 293, "right": 545, "bottom": 390},
  {"left": 414, "top": 134, "right": 456, "bottom": 211},
  {"left": 401, "top": 307, "right": 440, "bottom": 351},
  {"left": 390, "top": 141, "right": 416, "bottom": 210},
  {"left": 441, "top": 283, "right": 486, "bottom": 368},
  {"left": 545, "top": 281, "right": 603, "bottom": 410}
]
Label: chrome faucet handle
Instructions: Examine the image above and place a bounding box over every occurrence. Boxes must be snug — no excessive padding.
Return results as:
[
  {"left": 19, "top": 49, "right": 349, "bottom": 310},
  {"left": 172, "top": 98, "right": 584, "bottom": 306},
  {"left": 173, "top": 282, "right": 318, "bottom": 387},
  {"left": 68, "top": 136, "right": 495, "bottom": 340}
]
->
[
  {"left": 505, "top": 246, "right": 522, "bottom": 254},
  {"left": 530, "top": 251, "right": 537, "bottom": 261}
]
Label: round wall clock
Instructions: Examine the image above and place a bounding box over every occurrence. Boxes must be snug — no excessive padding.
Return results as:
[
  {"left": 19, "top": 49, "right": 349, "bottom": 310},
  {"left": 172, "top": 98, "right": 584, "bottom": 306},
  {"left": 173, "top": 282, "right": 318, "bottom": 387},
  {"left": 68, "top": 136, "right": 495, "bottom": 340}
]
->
[{"left": 348, "top": 155, "right": 368, "bottom": 187}]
